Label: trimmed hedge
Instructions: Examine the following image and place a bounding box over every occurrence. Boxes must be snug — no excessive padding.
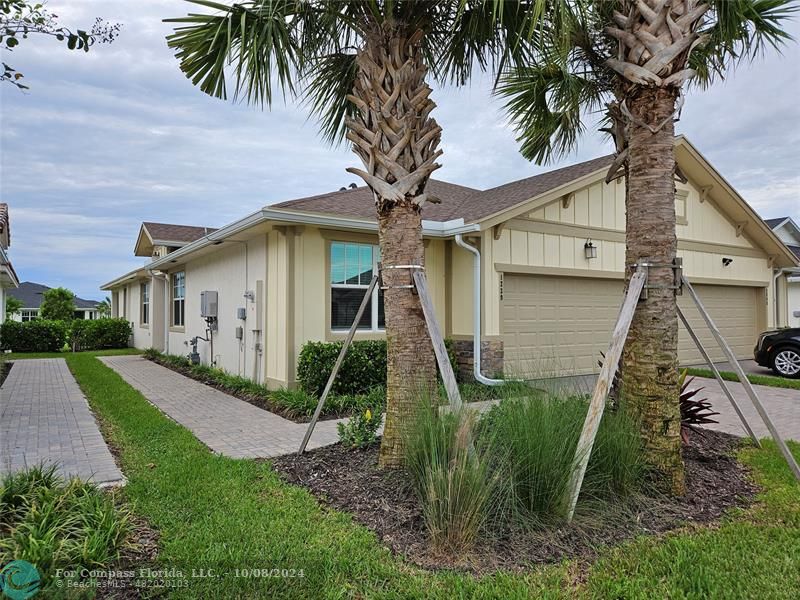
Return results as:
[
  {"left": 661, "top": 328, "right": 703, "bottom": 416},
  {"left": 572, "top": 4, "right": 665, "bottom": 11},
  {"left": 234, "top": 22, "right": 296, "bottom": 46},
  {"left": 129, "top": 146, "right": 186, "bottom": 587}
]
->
[
  {"left": 297, "top": 339, "right": 457, "bottom": 398},
  {"left": 71, "top": 318, "right": 132, "bottom": 350},
  {"left": 0, "top": 320, "right": 69, "bottom": 352}
]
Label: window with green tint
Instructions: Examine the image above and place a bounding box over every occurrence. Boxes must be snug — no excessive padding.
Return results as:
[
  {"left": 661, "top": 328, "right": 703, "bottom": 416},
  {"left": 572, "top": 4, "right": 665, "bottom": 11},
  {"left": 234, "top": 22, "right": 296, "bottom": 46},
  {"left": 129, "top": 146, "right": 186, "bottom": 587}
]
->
[{"left": 330, "top": 241, "right": 385, "bottom": 331}]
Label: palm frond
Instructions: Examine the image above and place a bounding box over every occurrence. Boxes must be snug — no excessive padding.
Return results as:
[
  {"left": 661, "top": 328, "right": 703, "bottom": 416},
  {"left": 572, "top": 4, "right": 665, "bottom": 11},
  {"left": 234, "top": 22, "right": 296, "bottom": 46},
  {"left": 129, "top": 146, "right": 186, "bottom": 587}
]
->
[
  {"left": 303, "top": 52, "right": 359, "bottom": 145},
  {"left": 691, "top": 0, "right": 797, "bottom": 87},
  {"left": 165, "top": 0, "right": 302, "bottom": 106},
  {"left": 497, "top": 58, "right": 606, "bottom": 164}
]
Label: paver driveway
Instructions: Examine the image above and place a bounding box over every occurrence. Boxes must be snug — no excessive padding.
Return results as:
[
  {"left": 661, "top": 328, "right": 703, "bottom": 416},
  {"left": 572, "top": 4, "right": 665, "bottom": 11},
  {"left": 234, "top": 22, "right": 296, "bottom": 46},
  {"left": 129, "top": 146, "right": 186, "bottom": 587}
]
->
[
  {"left": 100, "top": 355, "right": 345, "bottom": 458},
  {"left": 0, "top": 359, "right": 123, "bottom": 485},
  {"left": 692, "top": 376, "right": 799, "bottom": 441}
]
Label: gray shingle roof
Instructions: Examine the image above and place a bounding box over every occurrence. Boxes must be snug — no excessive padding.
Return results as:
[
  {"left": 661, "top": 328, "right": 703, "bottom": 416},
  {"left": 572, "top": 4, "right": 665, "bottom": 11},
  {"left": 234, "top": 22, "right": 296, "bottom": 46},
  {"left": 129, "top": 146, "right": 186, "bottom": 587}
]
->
[
  {"left": 142, "top": 222, "right": 217, "bottom": 244},
  {"left": 8, "top": 282, "right": 99, "bottom": 310},
  {"left": 272, "top": 155, "right": 615, "bottom": 223},
  {"left": 765, "top": 217, "right": 788, "bottom": 229}
]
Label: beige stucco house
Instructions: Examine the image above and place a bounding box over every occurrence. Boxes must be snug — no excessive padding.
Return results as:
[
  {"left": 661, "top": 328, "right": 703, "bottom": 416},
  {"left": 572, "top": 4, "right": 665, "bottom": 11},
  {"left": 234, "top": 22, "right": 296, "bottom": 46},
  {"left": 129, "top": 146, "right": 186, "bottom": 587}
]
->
[
  {"left": 102, "top": 137, "right": 798, "bottom": 389},
  {"left": 0, "top": 203, "right": 20, "bottom": 325},
  {"left": 766, "top": 216, "right": 800, "bottom": 327}
]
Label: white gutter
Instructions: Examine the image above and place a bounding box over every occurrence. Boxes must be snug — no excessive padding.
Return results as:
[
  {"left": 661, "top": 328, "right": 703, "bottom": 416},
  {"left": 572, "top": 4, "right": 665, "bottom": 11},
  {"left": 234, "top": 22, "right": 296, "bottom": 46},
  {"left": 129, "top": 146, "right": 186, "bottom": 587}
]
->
[
  {"left": 147, "top": 208, "right": 481, "bottom": 271},
  {"left": 454, "top": 234, "right": 504, "bottom": 386}
]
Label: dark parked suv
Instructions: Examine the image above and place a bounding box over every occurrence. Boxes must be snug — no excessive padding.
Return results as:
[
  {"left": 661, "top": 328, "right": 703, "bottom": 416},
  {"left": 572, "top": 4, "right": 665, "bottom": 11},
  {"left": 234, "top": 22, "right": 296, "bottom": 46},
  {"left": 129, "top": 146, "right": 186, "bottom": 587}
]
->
[{"left": 754, "top": 328, "right": 800, "bottom": 378}]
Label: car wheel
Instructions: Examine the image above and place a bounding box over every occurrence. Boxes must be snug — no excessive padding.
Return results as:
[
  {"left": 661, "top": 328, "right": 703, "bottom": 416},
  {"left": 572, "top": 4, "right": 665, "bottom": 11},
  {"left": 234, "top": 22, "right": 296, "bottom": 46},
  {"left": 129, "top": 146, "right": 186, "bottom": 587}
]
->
[{"left": 771, "top": 347, "right": 800, "bottom": 378}]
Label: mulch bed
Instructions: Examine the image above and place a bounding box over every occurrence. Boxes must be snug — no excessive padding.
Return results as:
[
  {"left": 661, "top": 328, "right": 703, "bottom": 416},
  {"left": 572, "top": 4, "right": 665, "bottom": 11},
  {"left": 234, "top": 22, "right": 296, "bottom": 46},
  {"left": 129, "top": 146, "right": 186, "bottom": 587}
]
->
[
  {"left": 270, "top": 429, "right": 758, "bottom": 573},
  {"left": 0, "top": 360, "right": 12, "bottom": 387}
]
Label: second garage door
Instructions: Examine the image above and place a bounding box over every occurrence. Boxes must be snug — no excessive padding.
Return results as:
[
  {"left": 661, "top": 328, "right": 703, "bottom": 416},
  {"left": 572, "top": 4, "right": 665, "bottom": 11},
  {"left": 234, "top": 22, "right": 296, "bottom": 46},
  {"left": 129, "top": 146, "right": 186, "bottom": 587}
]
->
[{"left": 501, "top": 274, "right": 763, "bottom": 377}]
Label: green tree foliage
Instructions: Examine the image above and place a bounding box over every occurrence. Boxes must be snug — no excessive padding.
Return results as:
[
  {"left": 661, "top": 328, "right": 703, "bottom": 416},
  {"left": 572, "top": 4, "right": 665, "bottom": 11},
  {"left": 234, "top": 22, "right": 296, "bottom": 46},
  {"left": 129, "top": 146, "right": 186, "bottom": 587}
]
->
[
  {"left": 4, "top": 295, "right": 22, "bottom": 318},
  {"left": 1, "top": 0, "right": 121, "bottom": 89},
  {"left": 39, "top": 287, "right": 76, "bottom": 322}
]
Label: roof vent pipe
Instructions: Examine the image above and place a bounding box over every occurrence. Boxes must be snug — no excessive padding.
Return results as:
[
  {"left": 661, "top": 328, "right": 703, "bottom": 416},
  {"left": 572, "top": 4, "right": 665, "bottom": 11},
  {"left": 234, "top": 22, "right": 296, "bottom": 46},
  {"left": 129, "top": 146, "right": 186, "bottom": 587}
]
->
[{"left": 454, "top": 234, "right": 505, "bottom": 386}]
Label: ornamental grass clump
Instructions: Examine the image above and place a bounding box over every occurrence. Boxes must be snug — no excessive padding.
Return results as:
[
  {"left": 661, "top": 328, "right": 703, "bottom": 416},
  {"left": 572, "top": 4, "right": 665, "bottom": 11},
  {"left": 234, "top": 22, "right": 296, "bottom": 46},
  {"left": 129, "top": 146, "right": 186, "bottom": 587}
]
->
[
  {"left": 404, "top": 402, "right": 499, "bottom": 554},
  {"left": 482, "top": 391, "right": 645, "bottom": 524}
]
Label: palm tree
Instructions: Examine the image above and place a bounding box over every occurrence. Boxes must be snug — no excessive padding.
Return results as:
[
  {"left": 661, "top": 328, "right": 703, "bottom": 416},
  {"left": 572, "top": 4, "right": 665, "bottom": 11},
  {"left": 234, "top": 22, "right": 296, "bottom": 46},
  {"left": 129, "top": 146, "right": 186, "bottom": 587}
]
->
[
  {"left": 165, "top": 0, "right": 526, "bottom": 467},
  {"left": 497, "top": 0, "right": 794, "bottom": 493}
]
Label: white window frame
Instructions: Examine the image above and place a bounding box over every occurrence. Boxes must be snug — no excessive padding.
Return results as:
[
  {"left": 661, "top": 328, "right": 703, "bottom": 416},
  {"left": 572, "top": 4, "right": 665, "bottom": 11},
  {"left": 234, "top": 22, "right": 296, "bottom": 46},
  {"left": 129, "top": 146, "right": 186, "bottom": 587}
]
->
[
  {"left": 330, "top": 241, "right": 384, "bottom": 332},
  {"left": 140, "top": 282, "right": 150, "bottom": 325},
  {"left": 20, "top": 309, "right": 37, "bottom": 322},
  {"left": 172, "top": 271, "right": 185, "bottom": 327}
]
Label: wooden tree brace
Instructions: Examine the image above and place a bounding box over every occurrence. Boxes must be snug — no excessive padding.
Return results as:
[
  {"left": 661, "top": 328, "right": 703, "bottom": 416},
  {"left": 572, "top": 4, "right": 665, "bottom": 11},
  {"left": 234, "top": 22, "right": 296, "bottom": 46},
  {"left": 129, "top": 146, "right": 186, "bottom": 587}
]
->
[
  {"left": 565, "top": 268, "right": 647, "bottom": 522},
  {"left": 681, "top": 276, "right": 800, "bottom": 483}
]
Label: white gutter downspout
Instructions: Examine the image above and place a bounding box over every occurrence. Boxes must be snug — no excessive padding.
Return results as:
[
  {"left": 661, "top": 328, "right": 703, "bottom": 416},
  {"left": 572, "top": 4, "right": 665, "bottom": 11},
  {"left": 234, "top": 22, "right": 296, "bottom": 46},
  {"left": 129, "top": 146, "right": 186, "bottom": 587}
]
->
[
  {"left": 148, "top": 269, "right": 170, "bottom": 354},
  {"left": 454, "top": 234, "right": 505, "bottom": 386},
  {"left": 773, "top": 267, "right": 800, "bottom": 327}
]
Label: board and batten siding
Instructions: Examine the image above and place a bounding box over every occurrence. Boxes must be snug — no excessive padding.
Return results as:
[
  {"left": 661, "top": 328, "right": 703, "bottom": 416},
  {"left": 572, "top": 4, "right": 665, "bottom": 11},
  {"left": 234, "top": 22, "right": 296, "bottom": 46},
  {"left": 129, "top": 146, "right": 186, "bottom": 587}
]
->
[{"left": 485, "top": 174, "right": 774, "bottom": 341}]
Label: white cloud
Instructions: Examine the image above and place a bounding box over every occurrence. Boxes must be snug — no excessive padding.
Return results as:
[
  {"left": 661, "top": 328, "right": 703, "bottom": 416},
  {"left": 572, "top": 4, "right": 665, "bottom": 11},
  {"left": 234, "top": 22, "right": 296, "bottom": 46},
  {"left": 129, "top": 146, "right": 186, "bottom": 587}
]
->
[{"left": 1, "top": 1, "right": 798, "bottom": 300}]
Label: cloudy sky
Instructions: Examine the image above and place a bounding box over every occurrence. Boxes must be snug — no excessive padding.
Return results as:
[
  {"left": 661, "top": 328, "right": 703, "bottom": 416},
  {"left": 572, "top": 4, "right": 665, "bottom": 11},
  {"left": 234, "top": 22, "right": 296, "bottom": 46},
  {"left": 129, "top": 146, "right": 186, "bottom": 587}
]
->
[{"left": 1, "top": 1, "right": 799, "bottom": 301}]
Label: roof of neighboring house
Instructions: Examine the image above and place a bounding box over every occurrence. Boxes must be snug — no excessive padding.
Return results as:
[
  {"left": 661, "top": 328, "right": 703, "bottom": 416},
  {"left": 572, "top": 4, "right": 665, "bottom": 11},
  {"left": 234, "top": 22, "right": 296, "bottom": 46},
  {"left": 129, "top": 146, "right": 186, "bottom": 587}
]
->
[
  {"left": 142, "top": 222, "right": 217, "bottom": 244},
  {"left": 765, "top": 217, "right": 786, "bottom": 228},
  {"left": 8, "top": 282, "right": 100, "bottom": 310},
  {"left": 0, "top": 203, "right": 9, "bottom": 249},
  {"left": 787, "top": 244, "right": 800, "bottom": 260},
  {"left": 135, "top": 222, "right": 218, "bottom": 257},
  {"left": 272, "top": 155, "right": 615, "bottom": 224}
]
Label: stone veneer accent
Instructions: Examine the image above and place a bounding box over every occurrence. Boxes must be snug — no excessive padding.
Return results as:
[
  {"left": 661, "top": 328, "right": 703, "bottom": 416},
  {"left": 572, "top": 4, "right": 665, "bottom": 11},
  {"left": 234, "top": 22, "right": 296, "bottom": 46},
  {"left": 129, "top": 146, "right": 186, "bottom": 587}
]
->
[{"left": 451, "top": 339, "right": 504, "bottom": 382}]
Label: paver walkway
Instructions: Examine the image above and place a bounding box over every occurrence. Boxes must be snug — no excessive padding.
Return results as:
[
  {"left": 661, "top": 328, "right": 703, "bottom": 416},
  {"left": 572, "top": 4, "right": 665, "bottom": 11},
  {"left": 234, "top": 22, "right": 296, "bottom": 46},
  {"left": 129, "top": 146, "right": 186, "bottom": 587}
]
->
[
  {"left": 100, "top": 355, "right": 345, "bottom": 458},
  {"left": 0, "top": 359, "right": 123, "bottom": 485},
  {"left": 691, "top": 376, "right": 799, "bottom": 441}
]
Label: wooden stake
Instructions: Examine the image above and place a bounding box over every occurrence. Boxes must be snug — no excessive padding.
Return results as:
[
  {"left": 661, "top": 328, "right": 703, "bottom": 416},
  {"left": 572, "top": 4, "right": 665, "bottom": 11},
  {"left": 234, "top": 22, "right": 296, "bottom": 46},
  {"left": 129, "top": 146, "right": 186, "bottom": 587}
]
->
[
  {"left": 682, "top": 276, "right": 800, "bottom": 483},
  {"left": 297, "top": 274, "right": 379, "bottom": 455},
  {"left": 412, "top": 270, "right": 462, "bottom": 411},
  {"left": 565, "top": 269, "right": 647, "bottom": 522},
  {"left": 677, "top": 306, "right": 761, "bottom": 448}
]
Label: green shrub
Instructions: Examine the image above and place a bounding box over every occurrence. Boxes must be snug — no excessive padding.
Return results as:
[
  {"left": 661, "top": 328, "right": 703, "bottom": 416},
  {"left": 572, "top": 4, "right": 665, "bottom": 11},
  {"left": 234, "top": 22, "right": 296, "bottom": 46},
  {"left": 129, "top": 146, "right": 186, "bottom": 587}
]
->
[
  {"left": 0, "top": 319, "right": 68, "bottom": 352},
  {"left": 481, "top": 393, "right": 644, "bottom": 522},
  {"left": 337, "top": 406, "right": 382, "bottom": 449},
  {"left": 0, "top": 464, "right": 130, "bottom": 591},
  {"left": 71, "top": 318, "right": 132, "bottom": 350},
  {"left": 271, "top": 388, "right": 319, "bottom": 418},
  {"left": 297, "top": 339, "right": 458, "bottom": 398},
  {"left": 404, "top": 401, "right": 499, "bottom": 552}
]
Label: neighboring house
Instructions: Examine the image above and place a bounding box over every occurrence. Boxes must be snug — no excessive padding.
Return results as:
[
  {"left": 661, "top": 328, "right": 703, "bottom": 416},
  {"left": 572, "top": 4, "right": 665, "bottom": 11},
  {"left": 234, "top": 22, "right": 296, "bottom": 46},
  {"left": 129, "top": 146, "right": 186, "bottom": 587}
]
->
[
  {"left": 8, "top": 282, "right": 101, "bottom": 322},
  {"left": 765, "top": 216, "right": 800, "bottom": 327},
  {"left": 0, "top": 203, "right": 20, "bottom": 324},
  {"left": 102, "top": 136, "right": 798, "bottom": 388}
]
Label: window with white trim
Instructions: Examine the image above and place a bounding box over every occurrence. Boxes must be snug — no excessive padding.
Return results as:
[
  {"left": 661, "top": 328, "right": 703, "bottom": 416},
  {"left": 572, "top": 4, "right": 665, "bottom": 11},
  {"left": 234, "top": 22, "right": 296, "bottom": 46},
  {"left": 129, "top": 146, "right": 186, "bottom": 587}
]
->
[
  {"left": 20, "top": 309, "right": 37, "bottom": 322},
  {"left": 172, "top": 271, "right": 185, "bottom": 327},
  {"left": 140, "top": 282, "right": 150, "bottom": 325},
  {"left": 330, "top": 241, "right": 384, "bottom": 331}
]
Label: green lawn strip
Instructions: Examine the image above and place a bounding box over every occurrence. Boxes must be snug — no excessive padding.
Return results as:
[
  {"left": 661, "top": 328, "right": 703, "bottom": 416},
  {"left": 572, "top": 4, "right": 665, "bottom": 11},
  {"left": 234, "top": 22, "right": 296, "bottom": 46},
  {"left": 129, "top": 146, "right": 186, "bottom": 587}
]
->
[
  {"left": 583, "top": 439, "right": 800, "bottom": 599},
  {"left": 65, "top": 354, "right": 800, "bottom": 599},
  {"left": 6, "top": 348, "right": 142, "bottom": 360},
  {"left": 65, "top": 353, "right": 564, "bottom": 598},
  {"left": 684, "top": 367, "right": 800, "bottom": 390}
]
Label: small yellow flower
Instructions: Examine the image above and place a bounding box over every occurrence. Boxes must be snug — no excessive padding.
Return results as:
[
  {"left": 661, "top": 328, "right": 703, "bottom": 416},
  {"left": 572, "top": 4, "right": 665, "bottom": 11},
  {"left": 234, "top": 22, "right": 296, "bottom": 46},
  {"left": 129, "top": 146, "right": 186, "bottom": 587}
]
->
[{"left": 365, "top": 408, "right": 372, "bottom": 422}]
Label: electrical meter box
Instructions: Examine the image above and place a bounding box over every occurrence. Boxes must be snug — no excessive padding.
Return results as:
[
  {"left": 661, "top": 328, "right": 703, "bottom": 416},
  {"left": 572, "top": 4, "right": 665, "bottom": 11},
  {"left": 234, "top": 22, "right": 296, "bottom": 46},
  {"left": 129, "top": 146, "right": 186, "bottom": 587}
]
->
[{"left": 200, "top": 291, "right": 218, "bottom": 318}]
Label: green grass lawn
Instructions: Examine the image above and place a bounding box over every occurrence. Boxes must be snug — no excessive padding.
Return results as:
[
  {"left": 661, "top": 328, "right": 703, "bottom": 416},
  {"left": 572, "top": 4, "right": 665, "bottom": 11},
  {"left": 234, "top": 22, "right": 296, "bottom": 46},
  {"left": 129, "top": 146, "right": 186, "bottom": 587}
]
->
[
  {"left": 65, "top": 354, "right": 800, "bottom": 599},
  {"left": 685, "top": 366, "right": 800, "bottom": 390},
  {"left": 5, "top": 348, "right": 141, "bottom": 360}
]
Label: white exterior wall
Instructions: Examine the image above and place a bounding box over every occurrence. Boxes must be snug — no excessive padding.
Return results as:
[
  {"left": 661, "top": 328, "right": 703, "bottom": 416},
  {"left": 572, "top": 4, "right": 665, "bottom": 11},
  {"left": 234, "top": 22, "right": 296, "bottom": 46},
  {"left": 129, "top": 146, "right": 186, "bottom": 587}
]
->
[
  {"left": 166, "top": 234, "right": 268, "bottom": 382},
  {"left": 788, "top": 279, "right": 800, "bottom": 327}
]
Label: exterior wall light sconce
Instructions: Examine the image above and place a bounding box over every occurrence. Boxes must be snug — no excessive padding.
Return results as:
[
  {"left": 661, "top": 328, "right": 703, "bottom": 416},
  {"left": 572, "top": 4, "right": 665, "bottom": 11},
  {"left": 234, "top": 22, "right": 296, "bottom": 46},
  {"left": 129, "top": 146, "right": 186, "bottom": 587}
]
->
[
  {"left": 722, "top": 257, "right": 733, "bottom": 267},
  {"left": 584, "top": 240, "right": 597, "bottom": 260}
]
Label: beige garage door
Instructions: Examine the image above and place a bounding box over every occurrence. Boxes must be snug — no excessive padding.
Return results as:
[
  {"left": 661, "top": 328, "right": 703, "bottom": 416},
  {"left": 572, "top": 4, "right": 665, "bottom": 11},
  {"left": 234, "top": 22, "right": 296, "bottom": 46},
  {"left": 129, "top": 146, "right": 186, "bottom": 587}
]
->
[
  {"left": 678, "top": 284, "right": 763, "bottom": 364},
  {"left": 501, "top": 274, "right": 764, "bottom": 377}
]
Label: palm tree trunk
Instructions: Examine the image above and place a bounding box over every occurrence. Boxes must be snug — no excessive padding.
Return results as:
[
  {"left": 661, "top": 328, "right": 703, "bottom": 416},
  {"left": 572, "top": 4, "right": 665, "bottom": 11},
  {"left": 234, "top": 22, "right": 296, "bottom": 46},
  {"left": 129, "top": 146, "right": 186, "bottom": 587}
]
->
[
  {"left": 377, "top": 202, "right": 436, "bottom": 467},
  {"left": 344, "top": 25, "right": 442, "bottom": 468},
  {"left": 621, "top": 86, "right": 685, "bottom": 494}
]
